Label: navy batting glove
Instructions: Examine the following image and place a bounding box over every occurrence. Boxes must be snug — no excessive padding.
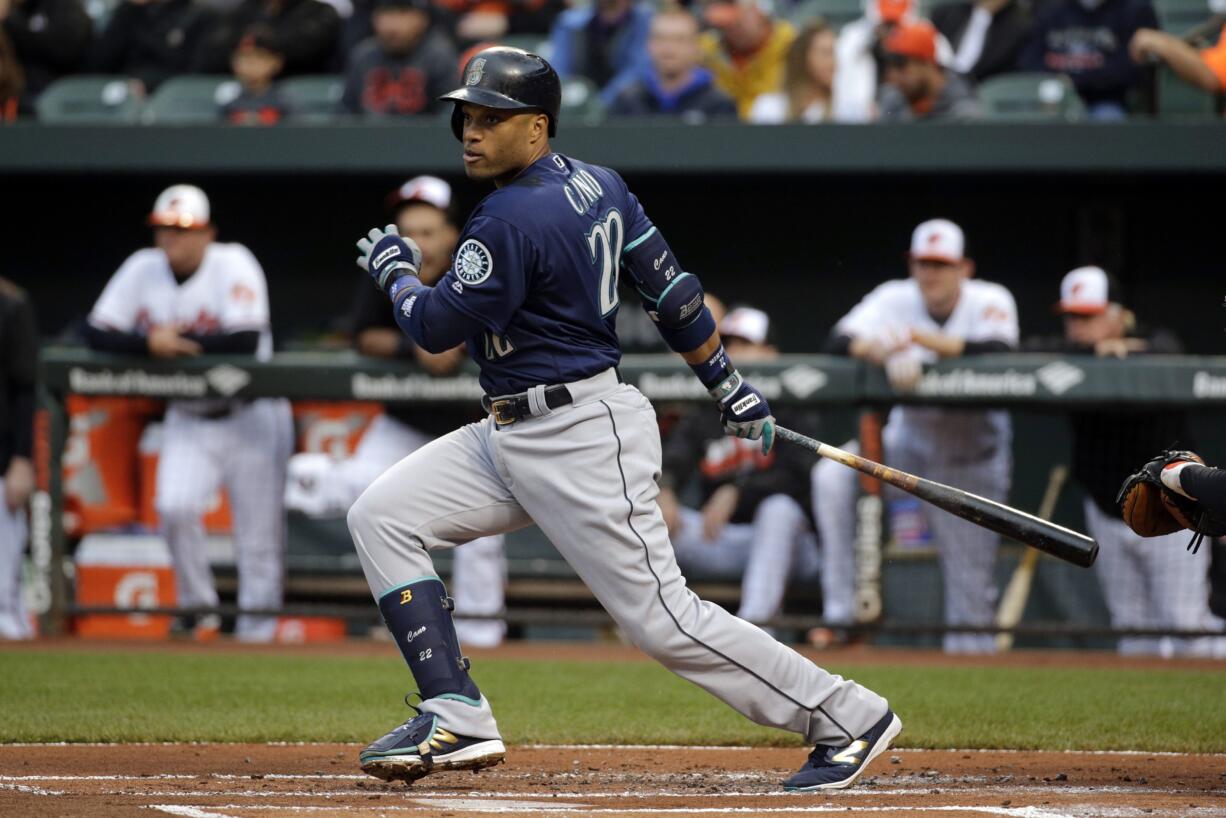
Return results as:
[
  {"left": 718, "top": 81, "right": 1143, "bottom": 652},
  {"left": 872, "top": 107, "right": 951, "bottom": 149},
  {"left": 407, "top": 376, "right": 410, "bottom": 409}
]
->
[
  {"left": 720, "top": 380, "right": 776, "bottom": 454},
  {"left": 356, "top": 224, "right": 422, "bottom": 295}
]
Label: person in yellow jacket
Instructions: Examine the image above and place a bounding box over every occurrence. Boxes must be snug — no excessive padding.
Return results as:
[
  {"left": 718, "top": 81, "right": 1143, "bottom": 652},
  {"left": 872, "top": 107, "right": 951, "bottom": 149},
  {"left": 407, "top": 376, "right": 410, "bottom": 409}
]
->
[{"left": 701, "top": 0, "right": 796, "bottom": 118}]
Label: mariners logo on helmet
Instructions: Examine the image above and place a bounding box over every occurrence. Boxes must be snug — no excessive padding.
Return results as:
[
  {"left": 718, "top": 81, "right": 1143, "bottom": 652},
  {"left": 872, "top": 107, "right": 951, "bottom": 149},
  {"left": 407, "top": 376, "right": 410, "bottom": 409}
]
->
[
  {"left": 455, "top": 239, "right": 493, "bottom": 285},
  {"left": 466, "top": 58, "right": 486, "bottom": 86}
]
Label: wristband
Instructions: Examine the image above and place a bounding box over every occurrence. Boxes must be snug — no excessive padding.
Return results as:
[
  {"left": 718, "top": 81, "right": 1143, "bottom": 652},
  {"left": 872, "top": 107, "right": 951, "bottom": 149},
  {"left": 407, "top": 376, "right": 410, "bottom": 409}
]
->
[
  {"left": 689, "top": 344, "right": 742, "bottom": 405},
  {"left": 1161, "top": 461, "right": 1196, "bottom": 498},
  {"left": 388, "top": 272, "right": 424, "bottom": 303}
]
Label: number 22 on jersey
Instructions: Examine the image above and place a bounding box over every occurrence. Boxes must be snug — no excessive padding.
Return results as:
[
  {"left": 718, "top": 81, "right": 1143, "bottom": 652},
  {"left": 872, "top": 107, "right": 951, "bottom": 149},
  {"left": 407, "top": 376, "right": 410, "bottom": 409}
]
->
[{"left": 587, "top": 209, "right": 624, "bottom": 316}]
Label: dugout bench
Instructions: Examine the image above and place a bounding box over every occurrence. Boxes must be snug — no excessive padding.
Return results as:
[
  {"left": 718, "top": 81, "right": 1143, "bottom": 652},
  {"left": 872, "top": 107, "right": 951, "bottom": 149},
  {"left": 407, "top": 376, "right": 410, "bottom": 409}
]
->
[{"left": 35, "top": 348, "right": 1226, "bottom": 643}]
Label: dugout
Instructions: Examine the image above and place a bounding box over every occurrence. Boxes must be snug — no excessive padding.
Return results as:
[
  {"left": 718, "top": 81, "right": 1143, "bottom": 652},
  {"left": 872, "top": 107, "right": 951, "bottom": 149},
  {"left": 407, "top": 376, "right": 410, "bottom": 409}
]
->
[{"left": 8, "top": 120, "right": 1226, "bottom": 646}]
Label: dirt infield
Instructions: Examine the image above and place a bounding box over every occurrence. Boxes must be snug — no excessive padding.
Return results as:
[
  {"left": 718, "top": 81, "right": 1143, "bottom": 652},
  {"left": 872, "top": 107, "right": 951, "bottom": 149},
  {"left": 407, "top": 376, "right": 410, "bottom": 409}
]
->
[
  {"left": 4, "top": 641, "right": 1226, "bottom": 815},
  {"left": 2, "top": 743, "right": 1224, "bottom": 817}
]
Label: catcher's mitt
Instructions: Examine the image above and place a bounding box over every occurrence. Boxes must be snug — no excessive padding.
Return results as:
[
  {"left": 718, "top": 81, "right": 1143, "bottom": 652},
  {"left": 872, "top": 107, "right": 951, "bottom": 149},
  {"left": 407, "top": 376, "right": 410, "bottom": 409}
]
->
[{"left": 1117, "top": 450, "right": 1226, "bottom": 552}]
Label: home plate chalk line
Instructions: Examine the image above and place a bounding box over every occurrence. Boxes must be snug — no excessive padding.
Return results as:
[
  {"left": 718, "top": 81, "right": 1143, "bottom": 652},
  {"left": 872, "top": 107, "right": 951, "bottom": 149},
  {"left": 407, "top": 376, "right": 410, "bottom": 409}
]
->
[{"left": 145, "top": 805, "right": 1087, "bottom": 818}]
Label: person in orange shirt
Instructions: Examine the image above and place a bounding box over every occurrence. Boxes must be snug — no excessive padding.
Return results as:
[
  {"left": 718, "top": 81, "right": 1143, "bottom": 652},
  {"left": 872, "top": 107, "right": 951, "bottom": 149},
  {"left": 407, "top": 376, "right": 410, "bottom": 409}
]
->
[{"left": 1130, "top": 23, "right": 1226, "bottom": 93}]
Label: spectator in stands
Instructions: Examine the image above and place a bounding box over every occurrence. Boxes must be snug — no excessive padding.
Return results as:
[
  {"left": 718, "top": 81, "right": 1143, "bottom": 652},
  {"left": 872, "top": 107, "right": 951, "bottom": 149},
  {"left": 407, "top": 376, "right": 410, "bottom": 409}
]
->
[
  {"left": 0, "top": 277, "right": 37, "bottom": 640},
  {"left": 932, "top": 0, "right": 1037, "bottom": 82},
  {"left": 195, "top": 0, "right": 340, "bottom": 77},
  {"left": 434, "top": 0, "right": 562, "bottom": 48},
  {"left": 1, "top": 0, "right": 91, "bottom": 112},
  {"left": 220, "top": 25, "right": 289, "bottom": 125},
  {"left": 700, "top": 0, "right": 795, "bottom": 118},
  {"left": 1130, "top": 21, "right": 1226, "bottom": 94},
  {"left": 658, "top": 306, "right": 822, "bottom": 636},
  {"left": 0, "top": 24, "right": 21, "bottom": 120},
  {"left": 878, "top": 19, "right": 980, "bottom": 120},
  {"left": 749, "top": 20, "right": 836, "bottom": 122},
  {"left": 548, "top": 0, "right": 653, "bottom": 108},
  {"left": 88, "top": 0, "right": 217, "bottom": 94},
  {"left": 1024, "top": 266, "right": 1224, "bottom": 656},
  {"left": 608, "top": 6, "right": 737, "bottom": 120},
  {"left": 1019, "top": 0, "right": 1158, "bottom": 120},
  {"left": 833, "top": 0, "right": 952, "bottom": 122},
  {"left": 815, "top": 219, "right": 1018, "bottom": 654},
  {"left": 283, "top": 177, "right": 507, "bottom": 648},
  {"left": 341, "top": 0, "right": 457, "bottom": 117}
]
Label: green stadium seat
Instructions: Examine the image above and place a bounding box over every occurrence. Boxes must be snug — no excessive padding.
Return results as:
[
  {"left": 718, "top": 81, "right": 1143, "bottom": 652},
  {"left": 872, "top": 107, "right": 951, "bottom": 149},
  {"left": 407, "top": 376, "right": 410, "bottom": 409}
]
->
[
  {"left": 560, "top": 76, "right": 605, "bottom": 124},
  {"left": 917, "top": 0, "right": 961, "bottom": 15},
  {"left": 36, "top": 76, "right": 144, "bottom": 124},
  {"left": 278, "top": 75, "right": 344, "bottom": 122},
  {"left": 1156, "top": 64, "right": 1217, "bottom": 118},
  {"left": 788, "top": 0, "right": 864, "bottom": 29},
  {"left": 144, "top": 75, "right": 241, "bottom": 124},
  {"left": 1154, "top": 0, "right": 1213, "bottom": 33},
  {"left": 977, "top": 73, "right": 1086, "bottom": 121}
]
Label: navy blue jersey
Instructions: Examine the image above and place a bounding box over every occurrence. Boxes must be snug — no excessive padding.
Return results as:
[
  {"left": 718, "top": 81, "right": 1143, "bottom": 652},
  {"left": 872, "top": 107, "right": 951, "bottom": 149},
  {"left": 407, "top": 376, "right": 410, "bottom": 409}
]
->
[{"left": 395, "top": 153, "right": 702, "bottom": 395}]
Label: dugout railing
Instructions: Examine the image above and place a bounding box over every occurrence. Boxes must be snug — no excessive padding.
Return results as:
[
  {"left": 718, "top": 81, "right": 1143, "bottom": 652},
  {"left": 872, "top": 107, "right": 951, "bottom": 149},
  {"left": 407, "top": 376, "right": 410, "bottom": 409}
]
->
[{"left": 34, "top": 348, "right": 1226, "bottom": 645}]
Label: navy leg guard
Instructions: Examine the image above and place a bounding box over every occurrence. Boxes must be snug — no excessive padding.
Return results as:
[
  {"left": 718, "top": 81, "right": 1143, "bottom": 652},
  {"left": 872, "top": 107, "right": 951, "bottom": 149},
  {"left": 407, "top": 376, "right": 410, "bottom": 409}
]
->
[{"left": 378, "top": 577, "right": 481, "bottom": 703}]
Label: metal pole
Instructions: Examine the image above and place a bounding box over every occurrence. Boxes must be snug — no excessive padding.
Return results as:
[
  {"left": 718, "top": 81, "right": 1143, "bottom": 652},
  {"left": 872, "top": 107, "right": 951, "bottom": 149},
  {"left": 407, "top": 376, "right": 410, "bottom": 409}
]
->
[{"left": 34, "top": 384, "right": 68, "bottom": 636}]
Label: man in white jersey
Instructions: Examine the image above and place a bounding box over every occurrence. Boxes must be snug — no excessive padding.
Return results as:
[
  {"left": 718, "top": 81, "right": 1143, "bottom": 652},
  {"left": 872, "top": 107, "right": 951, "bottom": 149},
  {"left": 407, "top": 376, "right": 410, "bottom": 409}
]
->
[
  {"left": 814, "top": 218, "right": 1017, "bottom": 654},
  {"left": 285, "top": 176, "right": 507, "bottom": 647},
  {"left": 84, "top": 184, "right": 293, "bottom": 642}
]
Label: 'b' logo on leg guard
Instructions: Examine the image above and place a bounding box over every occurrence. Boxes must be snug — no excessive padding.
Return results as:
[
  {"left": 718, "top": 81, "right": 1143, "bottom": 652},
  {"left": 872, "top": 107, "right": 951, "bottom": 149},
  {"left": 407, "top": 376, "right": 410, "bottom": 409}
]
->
[{"left": 400, "top": 590, "right": 413, "bottom": 605}]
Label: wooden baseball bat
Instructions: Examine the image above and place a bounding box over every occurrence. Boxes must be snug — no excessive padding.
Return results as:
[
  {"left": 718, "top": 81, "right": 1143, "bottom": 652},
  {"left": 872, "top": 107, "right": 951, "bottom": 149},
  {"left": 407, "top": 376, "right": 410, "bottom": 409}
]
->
[
  {"left": 995, "top": 464, "right": 1068, "bottom": 652},
  {"left": 776, "top": 427, "right": 1097, "bottom": 568}
]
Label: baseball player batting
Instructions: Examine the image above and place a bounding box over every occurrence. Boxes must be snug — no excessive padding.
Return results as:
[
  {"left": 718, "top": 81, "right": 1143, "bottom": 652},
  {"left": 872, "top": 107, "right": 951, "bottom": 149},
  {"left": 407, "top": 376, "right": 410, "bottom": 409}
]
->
[{"left": 346, "top": 47, "right": 900, "bottom": 791}]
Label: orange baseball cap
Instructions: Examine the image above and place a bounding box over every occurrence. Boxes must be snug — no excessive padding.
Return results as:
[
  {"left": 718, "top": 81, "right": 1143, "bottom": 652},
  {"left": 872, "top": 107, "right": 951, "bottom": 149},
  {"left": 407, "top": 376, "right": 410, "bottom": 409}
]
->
[
  {"left": 878, "top": 0, "right": 911, "bottom": 23},
  {"left": 883, "top": 20, "right": 938, "bottom": 63}
]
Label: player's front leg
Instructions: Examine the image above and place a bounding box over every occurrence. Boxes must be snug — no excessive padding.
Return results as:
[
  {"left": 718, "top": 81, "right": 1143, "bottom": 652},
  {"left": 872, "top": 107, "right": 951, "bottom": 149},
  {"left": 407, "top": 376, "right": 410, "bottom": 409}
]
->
[{"left": 346, "top": 422, "right": 529, "bottom": 783}]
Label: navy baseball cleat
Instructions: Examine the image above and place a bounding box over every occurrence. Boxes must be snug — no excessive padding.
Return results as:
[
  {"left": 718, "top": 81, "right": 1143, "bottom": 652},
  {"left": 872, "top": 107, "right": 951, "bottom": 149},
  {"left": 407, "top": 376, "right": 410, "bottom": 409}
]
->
[
  {"left": 783, "top": 709, "right": 902, "bottom": 791},
  {"left": 359, "top": 708, "right": 506, "bottom": 783}
]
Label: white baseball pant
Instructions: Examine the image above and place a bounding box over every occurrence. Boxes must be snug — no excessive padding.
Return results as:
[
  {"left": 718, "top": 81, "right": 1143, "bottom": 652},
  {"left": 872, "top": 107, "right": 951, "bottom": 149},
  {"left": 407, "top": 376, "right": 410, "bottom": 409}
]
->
[
  {"left": 1084, "top": 498, "right": 1226, "bottom": 657},
  {"left": 156, "top": 398, "right": 293, "bottom": 642},
  {"left": 815, "top": 425, "right": 1010, "bottom": 654},
  {"left": 348, "top": 368, "right": 890, "bottom": 744},
  {"left": 0, "top": 478, "right": 32, "bottom": 640}
]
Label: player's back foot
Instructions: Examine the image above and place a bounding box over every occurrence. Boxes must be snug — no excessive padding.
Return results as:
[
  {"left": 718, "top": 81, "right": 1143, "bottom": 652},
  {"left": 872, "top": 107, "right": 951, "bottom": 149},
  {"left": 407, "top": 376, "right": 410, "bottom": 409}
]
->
[
  {"left": 359, "top": 708, "right": 505, "bottom": 784},
  {"left": 782, "top": 709, "right": 901, "bottom": 792}
]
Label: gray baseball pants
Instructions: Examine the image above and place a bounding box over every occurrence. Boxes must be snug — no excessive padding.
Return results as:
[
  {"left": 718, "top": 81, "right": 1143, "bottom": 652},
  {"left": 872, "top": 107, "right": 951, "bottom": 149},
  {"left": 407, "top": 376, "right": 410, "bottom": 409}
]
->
[{"left": 348, "top": 368, "right": 889, "bottom": 745}]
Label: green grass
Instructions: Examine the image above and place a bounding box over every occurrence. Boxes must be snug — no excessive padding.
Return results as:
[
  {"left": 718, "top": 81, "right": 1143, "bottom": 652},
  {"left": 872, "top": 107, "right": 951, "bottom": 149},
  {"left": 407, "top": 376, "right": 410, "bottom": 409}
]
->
[{"left": 2, "top": 650, "right": 1225, "bottom": 752}]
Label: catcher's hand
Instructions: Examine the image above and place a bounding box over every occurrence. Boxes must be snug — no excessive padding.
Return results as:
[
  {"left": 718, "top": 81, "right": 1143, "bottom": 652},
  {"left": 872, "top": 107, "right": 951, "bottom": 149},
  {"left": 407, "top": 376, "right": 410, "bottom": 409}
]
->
[{"left": 1117, "top": 450, "right": 1226, "bottom": 551}]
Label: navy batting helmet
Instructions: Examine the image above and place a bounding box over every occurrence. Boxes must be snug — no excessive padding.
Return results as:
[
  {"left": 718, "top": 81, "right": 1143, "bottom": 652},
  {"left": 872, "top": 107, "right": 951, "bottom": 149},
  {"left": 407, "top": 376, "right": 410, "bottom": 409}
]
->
[{"left": 438, "top": 47, "right": 561, "bottom": 141}]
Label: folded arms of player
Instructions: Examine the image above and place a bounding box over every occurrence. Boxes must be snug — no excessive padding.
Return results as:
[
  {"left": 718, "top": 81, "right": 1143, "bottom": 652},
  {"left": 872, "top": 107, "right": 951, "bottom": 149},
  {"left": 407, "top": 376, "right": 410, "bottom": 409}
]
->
[
  {"left": 357, "top": 224, "right": 490, "bottom": 354},
  {"left": 83, "top": 323, "right": 260, "bottom": 358},
  {"left": 621, "top": 225, "right": 775, "bottom": 453}
]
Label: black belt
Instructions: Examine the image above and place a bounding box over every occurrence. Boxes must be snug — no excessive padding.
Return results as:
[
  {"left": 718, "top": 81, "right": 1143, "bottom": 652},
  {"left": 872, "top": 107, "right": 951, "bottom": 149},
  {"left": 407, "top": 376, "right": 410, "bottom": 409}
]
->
[{"left": 482, "top": 385, "right": 573, "bottom": 426}]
